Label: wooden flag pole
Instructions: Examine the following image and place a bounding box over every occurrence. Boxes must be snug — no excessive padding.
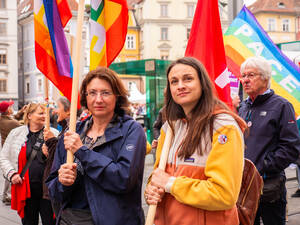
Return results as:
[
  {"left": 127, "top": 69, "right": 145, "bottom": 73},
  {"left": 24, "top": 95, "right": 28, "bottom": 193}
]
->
[
  {"left": 67, "top": 0, "right": 85, "bottom": 164},
  {"left": 145, "top": 127, "right": 173, "bottom": 225},
  {"left": 44, "top": 77, "right": 50, "bottom": 129}
]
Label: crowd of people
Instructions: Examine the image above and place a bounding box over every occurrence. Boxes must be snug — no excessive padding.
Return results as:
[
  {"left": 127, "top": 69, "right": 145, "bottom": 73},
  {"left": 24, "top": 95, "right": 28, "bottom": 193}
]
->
[{"left": 0, "top": 56, "right": 299, "bottom": 225}]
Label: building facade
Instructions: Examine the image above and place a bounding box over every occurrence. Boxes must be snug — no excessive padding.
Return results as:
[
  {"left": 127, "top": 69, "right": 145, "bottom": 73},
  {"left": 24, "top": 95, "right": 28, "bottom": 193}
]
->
[
  {"left": 116, "top": 8, "right": 141, "bottom": 62},
  {"left": 115, "top": 6, "right": 145, "bottom": 94},
  {"left": 0, "top": 0, "right": 18, "bottom": 108},
  {"left": 134, "top": 0, "right": 196, "bottom": 60},
  {"left": 132, "top": 0, "right": 231, "bottom": 60},
  {"left": 248, "top": 0, "right": 300, "bottom": 44}
]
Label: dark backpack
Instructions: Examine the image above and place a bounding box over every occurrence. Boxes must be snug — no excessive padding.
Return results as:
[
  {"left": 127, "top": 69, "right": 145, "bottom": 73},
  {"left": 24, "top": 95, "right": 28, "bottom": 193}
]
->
[{"left": 237, "top": 159, "right": 263, "bottom": 225}]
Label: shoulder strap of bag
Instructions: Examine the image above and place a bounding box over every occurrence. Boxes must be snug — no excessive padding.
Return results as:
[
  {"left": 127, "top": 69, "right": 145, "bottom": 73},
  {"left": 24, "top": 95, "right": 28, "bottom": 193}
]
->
[{"left": 20, "top": 130, "right": 44, "bottom": 178}]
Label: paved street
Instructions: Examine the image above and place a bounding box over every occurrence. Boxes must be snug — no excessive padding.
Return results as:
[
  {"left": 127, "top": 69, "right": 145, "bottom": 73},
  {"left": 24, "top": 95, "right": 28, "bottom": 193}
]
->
[
  {"left": 0, "top": 154, "right": 299, "bottom": 224},
  {"left": 0, "top": 176, "right": 20, "bottom": 224}
]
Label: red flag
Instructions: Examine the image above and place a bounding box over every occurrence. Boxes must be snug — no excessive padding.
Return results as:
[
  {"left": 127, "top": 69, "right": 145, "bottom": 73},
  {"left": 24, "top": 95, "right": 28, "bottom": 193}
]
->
[{"left": 185, "top": 0, "right": 232, "bottom": 106}]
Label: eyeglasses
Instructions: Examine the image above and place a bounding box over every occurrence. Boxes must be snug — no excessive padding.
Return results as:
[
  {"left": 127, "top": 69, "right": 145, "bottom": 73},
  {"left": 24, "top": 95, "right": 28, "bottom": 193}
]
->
[
  {"left": 240, "top": 72, "right": 261, "bottom": 80},
  {"left": 86, "top": 90, "right": 114, "bottom": 99}
]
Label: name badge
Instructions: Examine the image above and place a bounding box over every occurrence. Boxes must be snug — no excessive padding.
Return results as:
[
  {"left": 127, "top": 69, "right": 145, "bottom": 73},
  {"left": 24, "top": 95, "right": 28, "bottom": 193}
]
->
[
  {"left": 260, "top": 111, "right": 267, "bottom": 116},
  {"left": 184, "top": 158, "right": 195, "bottom": 163}
]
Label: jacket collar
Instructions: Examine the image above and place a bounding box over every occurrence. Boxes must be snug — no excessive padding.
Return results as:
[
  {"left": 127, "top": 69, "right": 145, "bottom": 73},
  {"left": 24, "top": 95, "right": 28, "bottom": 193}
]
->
[
  {"left": 77, "top": 114, "right": 132, "bottom": 144},
  {"left": 245, "top": 89, "right": 274, "bottom": 107}
]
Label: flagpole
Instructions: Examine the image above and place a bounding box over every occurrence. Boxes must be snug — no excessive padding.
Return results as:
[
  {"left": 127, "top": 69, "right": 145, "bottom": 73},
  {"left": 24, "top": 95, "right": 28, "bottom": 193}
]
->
[
  {"left": 67, "top": 0, "right": 85, "bottom": 164},
  {"left": 44, "top": 77, "right": 50, "bottom": 129},
  {"left": 145, "top": 127, "right": 173, "bottom": 225}
]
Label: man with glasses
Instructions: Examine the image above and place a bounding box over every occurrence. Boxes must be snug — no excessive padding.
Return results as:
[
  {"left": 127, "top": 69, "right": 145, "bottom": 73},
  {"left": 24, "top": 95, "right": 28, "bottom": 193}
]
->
[{"left": 238, "top": 56, "right": 300, "bottom": 225}]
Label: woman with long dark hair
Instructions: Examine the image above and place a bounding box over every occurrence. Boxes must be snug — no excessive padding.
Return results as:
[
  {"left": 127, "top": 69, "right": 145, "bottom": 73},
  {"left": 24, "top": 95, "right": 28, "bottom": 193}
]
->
[{"left": 145, "top": 57, "right": 247, "bottom": 225}]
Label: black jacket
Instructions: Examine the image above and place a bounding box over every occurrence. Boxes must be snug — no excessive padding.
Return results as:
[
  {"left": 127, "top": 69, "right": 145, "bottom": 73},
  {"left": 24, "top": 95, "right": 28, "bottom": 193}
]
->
[{"left": 238, "top": 90, "right": 300, "bottom": 177}]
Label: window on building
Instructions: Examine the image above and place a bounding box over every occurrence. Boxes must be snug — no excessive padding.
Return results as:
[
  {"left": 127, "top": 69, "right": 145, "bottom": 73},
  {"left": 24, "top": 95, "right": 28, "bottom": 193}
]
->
[
  {"left": 282, "top": 19, "right": 289, "bottom": 32},
  {"left": 160, "top": 4, "right": 168, "bottom": 17},
  {"left": 0, "top": 23, "right": 6, "bottom": 36},
  {"left": 0, "top": 0, "right": 6, "bottom": 8},
  {"left": 0, "top": 79, "right": 6, "bottom": 92},
  {"left": 37, "top": 79, "right": 42, "bottom": 92},
  {"left": 160, "top": 51, "right": 169, "bottom": 60},
  {"left": 26, "top": 82, "right": 30, "bottom": 94},
  {"left": 126, "top": 35, "right": 136, "bottom": 49},
  {"left": 268, "top": 18, "right": 276, "bottom": 31},
  {"left": 278, "top": 2, "right": 285, "bottom": 8},
  {"left": 0, "top": 53, "right": 6, "bottom": 64},
  {"left": 187, "top": 28, "right": 191, "bottom": 40},
  {"left": 161, "top": 28, "right": 168, "bottom": 40},
  {"left": 187, "top": 4, "right": 195, "bottom": 18}
]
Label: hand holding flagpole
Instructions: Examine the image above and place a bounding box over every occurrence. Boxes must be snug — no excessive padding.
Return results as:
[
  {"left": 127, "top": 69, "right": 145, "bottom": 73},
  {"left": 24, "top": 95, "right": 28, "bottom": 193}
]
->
[
  {"left": 67, "top": 0, "right": 85, "bottom": 164},
  {"left": 145, "top": 127, "right": 173, "bottom": 225}
]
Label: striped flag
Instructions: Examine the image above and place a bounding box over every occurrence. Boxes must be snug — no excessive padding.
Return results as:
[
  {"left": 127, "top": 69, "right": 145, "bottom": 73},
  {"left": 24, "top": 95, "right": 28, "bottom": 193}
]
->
[
  {"left": 90, "top": 0, "right": 128, "bottom": 69},
  {"left": 224, "top": 6, "right": 300, "bottom": 115},
  {"left": 34, "top": 0, "right": 73, "bottom": 100}
]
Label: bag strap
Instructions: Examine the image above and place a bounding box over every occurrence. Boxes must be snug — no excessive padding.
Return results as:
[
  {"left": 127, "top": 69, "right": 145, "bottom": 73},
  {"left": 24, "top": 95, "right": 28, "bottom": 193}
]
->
[
  {"left": 20, "top": 130, "right": 44, "bottom": 178},
  {"left": 20, "top": 149, "right": 37, "bottom": 178}
]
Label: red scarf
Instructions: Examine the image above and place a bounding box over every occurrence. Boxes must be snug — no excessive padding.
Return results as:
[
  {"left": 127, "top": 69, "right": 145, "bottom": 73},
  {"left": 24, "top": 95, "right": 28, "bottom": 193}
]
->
[{"left": 11, "top": 143, "right": 31, "bottom": 218}]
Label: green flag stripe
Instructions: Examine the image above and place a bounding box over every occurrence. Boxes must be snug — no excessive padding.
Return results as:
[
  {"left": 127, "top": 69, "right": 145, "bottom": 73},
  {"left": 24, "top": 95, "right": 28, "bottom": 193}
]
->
[{"left": 91, "top": 0, "right": 104, "bottom": 21}]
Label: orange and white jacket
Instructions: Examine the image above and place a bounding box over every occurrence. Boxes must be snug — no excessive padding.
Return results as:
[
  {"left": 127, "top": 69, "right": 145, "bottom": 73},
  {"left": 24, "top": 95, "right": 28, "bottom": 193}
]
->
[{"left": 153, "top": 112, "right": 245, "bottom": 225}]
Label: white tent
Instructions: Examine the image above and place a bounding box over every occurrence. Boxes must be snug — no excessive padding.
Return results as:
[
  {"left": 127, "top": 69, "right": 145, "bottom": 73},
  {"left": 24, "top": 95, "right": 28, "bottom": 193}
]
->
[{"left": 128, "top": 82, "right": 146, "bottom": 104}]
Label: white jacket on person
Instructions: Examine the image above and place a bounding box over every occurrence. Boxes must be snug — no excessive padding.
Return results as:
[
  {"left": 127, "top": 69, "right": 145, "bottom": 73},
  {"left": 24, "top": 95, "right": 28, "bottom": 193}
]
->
[{"left": 0, "top": 125, "right": 59, "bottom": 181}]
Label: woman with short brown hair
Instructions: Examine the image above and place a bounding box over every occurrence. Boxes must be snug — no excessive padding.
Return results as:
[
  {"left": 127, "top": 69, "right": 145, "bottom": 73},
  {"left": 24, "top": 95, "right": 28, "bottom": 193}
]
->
[
  {"left": 47, "top": 67, "right": 146, "bottom": 225},
  {"left": 79, "top": 67, "right": 130, "bottom": 116}
]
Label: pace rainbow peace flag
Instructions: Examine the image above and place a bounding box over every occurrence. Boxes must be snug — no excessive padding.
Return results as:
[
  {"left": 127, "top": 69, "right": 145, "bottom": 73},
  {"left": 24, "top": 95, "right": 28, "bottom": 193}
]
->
[
  {"left": 224, "top": 6, "right": 300, "bottom": 115},
  {"left": 34, "top": 0, "right": 73, "bottom": 100},
  {"left": 90, "top": 0, "right": 128, "bottom": 69}
]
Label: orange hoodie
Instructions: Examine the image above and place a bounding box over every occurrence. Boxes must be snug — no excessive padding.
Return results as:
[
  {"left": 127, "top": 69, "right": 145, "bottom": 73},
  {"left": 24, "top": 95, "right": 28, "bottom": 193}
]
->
[{"left": 151, "top": 111, "right": 246, "bottom": 225}]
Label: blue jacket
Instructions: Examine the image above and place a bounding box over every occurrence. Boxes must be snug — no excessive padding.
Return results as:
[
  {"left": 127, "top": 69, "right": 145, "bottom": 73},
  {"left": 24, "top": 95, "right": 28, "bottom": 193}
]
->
[
  {"left": 46, "top": 114, "right": 146, "bottom": 225},
  {"left": 238, "top": 90, "right": 300, "bottom": 177}
]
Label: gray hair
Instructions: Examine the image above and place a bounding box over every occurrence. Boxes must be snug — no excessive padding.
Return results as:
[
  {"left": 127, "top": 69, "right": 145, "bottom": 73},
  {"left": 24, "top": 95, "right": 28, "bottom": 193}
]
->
[
  {"left": 240, "top": 56, "right": 272, "bottom": 88},
  {"left": 57, "top": 96, "right": 70, "bottom": 112}
]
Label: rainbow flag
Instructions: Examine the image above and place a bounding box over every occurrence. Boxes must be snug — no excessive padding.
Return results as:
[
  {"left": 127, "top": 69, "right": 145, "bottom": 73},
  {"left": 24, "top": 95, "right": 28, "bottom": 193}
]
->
[
  {"left": 224, "top": 6, "right": 300, "bottom": 115},
  {"left": 90, "top": 0, "right": 128, "bottom": 69},
  {"left": 34, "top": 0, "right": 73, "bottom": 100}
]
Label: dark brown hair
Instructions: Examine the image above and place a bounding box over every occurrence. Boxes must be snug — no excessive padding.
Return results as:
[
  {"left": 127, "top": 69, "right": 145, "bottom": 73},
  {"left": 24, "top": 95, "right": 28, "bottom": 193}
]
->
[
  {"left": 165, "top": 57, "right": 232, "bottom": 159},
  {"left": 80, "top": 67, "right": 130, "bottom": 116}
]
